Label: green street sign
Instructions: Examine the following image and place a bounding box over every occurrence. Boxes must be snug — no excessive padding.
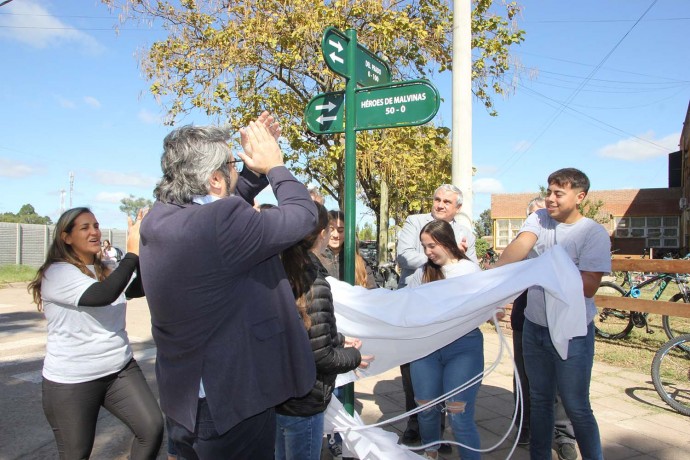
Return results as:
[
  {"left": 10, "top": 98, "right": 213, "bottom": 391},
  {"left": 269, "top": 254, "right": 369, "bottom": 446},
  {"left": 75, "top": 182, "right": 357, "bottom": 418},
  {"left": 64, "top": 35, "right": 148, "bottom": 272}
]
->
[
  {"left": 304, "top": 91, "right": 345, "bottom": 134},
  {"left": 354, "top": 79, "right": 440, "bottom": 130},
  {"left": 322, "top": 27, "right": 391, "bottom": 87}
]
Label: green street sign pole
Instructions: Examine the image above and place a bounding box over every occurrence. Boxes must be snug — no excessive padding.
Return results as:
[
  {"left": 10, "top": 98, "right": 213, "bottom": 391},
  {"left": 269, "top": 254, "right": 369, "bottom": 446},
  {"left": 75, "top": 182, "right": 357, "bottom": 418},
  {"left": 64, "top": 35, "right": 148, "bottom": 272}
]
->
[{"left": 342, "top": 28, "right": 358, "bottom": 418}]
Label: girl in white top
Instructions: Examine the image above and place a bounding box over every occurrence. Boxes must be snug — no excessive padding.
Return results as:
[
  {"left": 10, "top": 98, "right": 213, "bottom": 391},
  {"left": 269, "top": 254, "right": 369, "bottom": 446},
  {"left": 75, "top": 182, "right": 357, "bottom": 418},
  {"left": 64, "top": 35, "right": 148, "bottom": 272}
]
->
[
  {"left": 28, "top": 207, "right": 162, "bottom": 460},
  {"left": 407, "top": 220, "right": 483, "bottom": 460}
]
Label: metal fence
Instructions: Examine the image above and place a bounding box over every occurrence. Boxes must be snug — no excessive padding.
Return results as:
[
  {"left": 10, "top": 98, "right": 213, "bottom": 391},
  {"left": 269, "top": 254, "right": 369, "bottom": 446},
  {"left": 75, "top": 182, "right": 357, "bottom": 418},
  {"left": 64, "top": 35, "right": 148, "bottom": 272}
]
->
[{"left": 0, "top": 222, "right": 127, "bottom": 268}]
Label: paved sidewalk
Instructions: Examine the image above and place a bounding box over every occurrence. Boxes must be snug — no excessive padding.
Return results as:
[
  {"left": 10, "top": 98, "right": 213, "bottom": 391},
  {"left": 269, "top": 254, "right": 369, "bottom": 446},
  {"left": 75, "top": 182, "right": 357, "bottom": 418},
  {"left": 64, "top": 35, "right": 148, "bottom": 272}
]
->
[
  {"left": 351, "top": 327, "right": 690, "bottom": 459},
  {"left": 1, "top": 283, "right": 688, "bottom": 459}
]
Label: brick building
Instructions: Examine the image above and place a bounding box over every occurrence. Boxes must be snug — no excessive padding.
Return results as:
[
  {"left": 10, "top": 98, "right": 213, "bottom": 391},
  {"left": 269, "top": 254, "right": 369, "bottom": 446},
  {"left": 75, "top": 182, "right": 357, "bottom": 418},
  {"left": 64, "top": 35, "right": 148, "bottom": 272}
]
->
[
  {"left": 490, "top": 187, "right": 682, "bottom": 256},
  {"left": 490, "top": 101, "right": 690, "bottom": 257},
  {"left": 680, "top": 101, "right": 690, "bottom": 250}
]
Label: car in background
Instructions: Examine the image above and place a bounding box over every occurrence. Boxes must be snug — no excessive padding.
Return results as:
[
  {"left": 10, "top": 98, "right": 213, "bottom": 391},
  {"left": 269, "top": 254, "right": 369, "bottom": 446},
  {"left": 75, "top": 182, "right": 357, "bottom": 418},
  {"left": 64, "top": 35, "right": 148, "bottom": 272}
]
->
[{"left": 358, "top": 240, "right": 377, "bottom": 263}]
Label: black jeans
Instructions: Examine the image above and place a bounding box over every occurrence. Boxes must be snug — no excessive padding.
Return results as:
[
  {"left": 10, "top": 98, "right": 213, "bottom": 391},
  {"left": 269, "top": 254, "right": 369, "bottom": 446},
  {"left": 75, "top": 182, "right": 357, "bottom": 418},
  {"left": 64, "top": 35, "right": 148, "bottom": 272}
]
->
[
  {"left": 167, "top": 399, "right": 275, "bottom": 460},
  {"left": 42, "top": 359, "right": 163, "bottom": 460}
]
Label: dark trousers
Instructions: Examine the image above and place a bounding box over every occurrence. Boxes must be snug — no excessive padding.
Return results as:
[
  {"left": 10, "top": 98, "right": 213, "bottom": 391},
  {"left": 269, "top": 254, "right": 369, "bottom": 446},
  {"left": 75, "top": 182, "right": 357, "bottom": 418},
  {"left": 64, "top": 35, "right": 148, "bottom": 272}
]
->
[
  {"left": 42, "top": 359, "right": 163, "bottom": 460},
  {"left": 400, "top": 363, "right": 417, "bottom": 421},
  {"left": 512, "top": 329, "right": 531, "bottom": 432},
  {"left": 167, "top": 399, "right": 275, "bottom": 460}
]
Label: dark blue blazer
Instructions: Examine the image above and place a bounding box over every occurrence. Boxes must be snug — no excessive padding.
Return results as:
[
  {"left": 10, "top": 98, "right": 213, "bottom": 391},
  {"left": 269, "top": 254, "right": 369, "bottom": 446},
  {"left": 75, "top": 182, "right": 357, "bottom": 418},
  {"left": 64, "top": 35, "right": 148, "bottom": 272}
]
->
[{"left": 140, "top": 166, "right": 317, "bottom": 433}]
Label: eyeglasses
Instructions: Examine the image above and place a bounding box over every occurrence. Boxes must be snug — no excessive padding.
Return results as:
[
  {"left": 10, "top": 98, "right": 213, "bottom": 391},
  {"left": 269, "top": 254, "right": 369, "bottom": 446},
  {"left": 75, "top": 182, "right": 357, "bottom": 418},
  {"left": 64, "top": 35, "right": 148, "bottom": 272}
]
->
[{"left": 225, "top": 158, "right": 243, "bottom": 172}]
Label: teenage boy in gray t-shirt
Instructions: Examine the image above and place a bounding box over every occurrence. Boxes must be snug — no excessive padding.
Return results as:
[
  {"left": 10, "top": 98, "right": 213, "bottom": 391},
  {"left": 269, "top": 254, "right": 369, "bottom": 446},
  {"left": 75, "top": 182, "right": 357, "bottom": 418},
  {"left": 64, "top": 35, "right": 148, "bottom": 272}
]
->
[{"left": 496, "top": 168, "right": 610, "bottom": 460}]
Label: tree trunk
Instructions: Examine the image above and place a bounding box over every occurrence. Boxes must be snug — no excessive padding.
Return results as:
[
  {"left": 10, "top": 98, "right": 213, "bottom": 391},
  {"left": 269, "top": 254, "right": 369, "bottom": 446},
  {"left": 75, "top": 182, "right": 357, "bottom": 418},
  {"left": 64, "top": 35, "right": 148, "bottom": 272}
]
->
[{"left": 378, "top": 178, "right": 390, "bottom": 265}]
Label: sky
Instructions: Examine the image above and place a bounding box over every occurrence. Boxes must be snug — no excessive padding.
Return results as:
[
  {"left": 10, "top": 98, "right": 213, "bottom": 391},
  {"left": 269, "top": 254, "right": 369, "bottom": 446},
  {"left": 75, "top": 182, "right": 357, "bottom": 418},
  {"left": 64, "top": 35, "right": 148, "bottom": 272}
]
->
[{"left": 0, "top": 0, "right": 688, "bottom": 229}]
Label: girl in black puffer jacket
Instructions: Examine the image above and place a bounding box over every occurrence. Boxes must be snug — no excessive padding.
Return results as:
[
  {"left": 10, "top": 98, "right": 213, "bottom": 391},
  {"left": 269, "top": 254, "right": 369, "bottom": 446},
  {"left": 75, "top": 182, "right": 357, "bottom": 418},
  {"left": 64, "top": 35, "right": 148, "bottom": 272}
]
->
[{"left": 275, "top": 202, "right": 370, "bottom": 460}]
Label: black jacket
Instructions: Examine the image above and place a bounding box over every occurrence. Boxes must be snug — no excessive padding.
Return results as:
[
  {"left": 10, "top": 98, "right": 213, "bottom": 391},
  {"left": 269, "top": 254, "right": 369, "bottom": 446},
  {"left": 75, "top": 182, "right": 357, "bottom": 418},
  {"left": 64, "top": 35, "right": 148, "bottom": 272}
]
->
[{"left": 277, "top": 253, "right": 362, "bottom": 416}]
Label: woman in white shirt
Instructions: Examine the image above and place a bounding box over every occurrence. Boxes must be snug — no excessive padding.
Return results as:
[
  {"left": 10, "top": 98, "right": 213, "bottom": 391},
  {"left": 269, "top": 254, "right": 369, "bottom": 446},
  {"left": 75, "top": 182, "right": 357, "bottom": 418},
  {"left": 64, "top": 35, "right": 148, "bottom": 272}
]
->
[
  {"left": 407, "top": 220, "right": 483, "bottom": 460},
  {"left": 28, "top": 207, "right": 162, "bottom": 459}
]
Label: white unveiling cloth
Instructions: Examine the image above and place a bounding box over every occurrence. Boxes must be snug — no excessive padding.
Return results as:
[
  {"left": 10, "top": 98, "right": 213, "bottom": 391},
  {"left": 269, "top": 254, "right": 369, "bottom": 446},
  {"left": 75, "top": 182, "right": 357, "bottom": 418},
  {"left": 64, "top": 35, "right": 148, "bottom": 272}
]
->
[{"left": 323, "top": 246, "right": 586, "bottom": 459}]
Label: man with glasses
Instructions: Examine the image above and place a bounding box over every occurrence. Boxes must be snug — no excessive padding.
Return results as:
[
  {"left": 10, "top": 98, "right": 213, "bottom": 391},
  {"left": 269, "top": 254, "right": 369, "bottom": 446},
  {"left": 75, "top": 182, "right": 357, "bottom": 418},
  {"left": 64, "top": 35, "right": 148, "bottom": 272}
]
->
[
  {"left": 395, "top": 184, "right": 477, "bottom": 447},
  {"left": 140, "top": 113, "right": 317, "bottom": 459}
]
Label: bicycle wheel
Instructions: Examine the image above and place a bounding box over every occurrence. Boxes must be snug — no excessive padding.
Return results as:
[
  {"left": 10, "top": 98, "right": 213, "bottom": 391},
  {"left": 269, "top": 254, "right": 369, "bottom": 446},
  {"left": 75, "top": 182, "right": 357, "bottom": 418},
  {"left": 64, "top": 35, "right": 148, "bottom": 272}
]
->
[
  {"left": 594, "top": 282, "right": 634, "bottom": 339},
  {"left": 662, "top": 293, "right": 690, "bottom": 352},
  {"left": 651, "top": 334, "right": 690, "bottom": 416}
]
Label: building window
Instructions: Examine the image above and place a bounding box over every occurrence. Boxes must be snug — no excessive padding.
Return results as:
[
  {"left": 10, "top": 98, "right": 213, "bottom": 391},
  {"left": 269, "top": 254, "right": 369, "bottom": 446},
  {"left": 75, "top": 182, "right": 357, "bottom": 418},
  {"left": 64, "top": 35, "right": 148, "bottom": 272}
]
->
[
  {"left": 495, "top": 218, "right": 526, "bottom": 248},
  {"left": 614, "top": 216, "right": 679, "bottom": 248}
]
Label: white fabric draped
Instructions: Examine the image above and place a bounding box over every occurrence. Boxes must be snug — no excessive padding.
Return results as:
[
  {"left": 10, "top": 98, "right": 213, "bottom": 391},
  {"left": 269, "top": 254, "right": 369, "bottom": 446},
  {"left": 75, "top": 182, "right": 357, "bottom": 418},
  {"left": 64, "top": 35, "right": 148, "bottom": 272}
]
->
[{"left": 322, "top": 246, "right": 586, "bottom": 459}]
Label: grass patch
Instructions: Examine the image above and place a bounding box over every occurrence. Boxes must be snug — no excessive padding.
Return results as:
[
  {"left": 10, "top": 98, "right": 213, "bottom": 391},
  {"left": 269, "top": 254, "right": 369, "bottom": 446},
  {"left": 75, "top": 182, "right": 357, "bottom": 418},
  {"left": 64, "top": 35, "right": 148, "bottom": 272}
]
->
[
  {"left": 0, "top": 265, "right": 37, "bottom": 285},
  {"left": 594, "top": 316, "right": 689, "bottom": 378},
  {"left": 489, "top": 312, "right": 688, "bottom": 380}
]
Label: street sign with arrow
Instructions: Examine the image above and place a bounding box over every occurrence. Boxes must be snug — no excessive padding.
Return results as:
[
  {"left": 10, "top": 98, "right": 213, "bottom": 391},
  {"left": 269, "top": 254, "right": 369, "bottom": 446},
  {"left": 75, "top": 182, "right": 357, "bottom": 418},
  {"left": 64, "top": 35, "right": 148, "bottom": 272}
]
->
[
  {"left": 321, "top": 26, "right": 391, "bottom": 87},
  {"left": 304, "top": 91, "right": 345, "bottom": 134}
]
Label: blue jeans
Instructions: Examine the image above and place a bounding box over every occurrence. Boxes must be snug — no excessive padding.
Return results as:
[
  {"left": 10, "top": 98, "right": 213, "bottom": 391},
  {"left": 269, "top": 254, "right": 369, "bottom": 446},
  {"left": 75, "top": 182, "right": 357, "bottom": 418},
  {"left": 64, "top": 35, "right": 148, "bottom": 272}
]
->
[
  {"left": 275, "top": 412, "right": 325, "bottom": 460},
  {"left": 523, "top": 320, "right": 602, "bottom": 460},
  {"left": 410, "top": 328, "right": 483, "bottom": 460}
]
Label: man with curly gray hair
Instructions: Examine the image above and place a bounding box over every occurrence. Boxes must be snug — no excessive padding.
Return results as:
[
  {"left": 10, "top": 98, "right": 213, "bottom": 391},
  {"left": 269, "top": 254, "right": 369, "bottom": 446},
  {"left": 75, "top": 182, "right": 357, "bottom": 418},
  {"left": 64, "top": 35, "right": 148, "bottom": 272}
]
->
[{"left": 140, "top": 112, "right": 317, "bottom": 459}]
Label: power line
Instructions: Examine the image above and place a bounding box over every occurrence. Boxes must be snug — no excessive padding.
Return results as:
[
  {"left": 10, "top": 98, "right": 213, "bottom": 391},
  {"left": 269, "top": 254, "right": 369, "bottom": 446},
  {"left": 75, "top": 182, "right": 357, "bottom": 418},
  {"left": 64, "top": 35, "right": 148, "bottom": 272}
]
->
[
  {"left": 0, "top": 24, "right": 158, "bottom": 31},
  {"left": 525, "top": 17, "right": 689, "bottom": 24},
  {"left": 494, "top": 0, "right": 661, "bottom": 178},
  {"left": 513, "top": 50, "right": 687, "bottom": 83}
]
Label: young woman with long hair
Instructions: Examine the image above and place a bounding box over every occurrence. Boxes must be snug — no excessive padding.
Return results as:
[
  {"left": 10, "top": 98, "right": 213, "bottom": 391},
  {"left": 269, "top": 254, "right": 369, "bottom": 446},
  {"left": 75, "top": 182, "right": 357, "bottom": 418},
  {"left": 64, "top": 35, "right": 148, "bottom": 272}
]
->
[
  {"left": 407, "top": 219, "right": 483, "bottom": 460},
  {"left": 275, "top": 202, "right": 371, "bottom": 460},
  {"left": 28, "top": 207, "right": 163, "bottom": 459},
  {"left": 320, "top": 209, "right": 377, "bottom": 288}
]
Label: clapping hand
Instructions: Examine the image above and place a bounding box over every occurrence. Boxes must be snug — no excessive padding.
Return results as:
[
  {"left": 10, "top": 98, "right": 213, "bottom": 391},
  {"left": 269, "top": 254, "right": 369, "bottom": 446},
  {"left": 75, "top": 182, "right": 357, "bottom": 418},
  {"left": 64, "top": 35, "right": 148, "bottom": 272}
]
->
[{"left": 238, "top": 112, "right": 284, "bottom": 175}]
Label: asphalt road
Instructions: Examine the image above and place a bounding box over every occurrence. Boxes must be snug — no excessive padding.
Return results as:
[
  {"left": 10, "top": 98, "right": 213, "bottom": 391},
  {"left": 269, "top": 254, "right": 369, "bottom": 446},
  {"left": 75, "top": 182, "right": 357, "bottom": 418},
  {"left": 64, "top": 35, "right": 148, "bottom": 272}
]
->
[{"left": 0, "top": 283, "right": 167, "bottom": 460}]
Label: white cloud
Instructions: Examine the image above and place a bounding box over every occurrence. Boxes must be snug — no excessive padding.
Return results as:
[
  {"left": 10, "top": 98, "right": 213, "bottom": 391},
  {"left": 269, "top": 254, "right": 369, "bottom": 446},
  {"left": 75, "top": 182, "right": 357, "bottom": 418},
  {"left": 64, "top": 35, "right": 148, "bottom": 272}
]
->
[
  {"left": 55, "top": 95, "right": 76, "bottom": 109},
  {"left": 0, "top": 0, "right": 104, "bottom": 53},
  {"left": 0, "top": 157, "right": 36, "bottom": 177},
  {"left": 598, "top": 131, "right": 680, "bottom": 161},
  {"left": 473, "top": 178, "right": 504, "bottom": 194},
  {"left": 138, "top": 109, "right": 162, "bottom": 125},
  {"left": 92, "top": 170, "right": 158, "bottom": 188},
  {"left": 94, "top": 191, "right": 128, "bottom": 204},
  {"left": 84, "top": 96, "right": 101, "bottom": 109}
]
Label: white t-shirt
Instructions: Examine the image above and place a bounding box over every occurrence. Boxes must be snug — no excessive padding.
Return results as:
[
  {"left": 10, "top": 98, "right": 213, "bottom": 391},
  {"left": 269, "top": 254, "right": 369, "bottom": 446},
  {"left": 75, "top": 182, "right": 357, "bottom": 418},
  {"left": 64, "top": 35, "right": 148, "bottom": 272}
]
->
[
  {"left": 407, "top": 258, "right": 481, "bottom": 288},
  {"left": 41, "top": 263, "right": 132, "bottom": 383},
  {"left": 518, "top": 209, "right": 611, "bottom": 327}
]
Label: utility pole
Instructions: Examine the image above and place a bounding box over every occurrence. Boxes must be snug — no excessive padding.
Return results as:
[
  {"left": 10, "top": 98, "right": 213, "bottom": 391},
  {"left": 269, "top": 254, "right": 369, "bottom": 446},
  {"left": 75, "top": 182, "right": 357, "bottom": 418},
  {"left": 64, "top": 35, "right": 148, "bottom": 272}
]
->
[
  {"left": 69, "top": 172, "right": 74, "bottom": 208},
  {"left": 451, "top": 0, "right": 473, "bottom": 228},
  {"left": 59, "top": 190, "right": 65, "bottom": 214}
]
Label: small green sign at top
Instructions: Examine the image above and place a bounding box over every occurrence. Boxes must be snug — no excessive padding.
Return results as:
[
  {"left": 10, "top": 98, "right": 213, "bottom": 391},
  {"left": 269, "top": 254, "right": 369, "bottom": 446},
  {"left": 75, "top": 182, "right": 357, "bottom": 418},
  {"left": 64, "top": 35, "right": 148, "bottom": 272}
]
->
[{"left": 322, "top": 27, "right": 391, "bottom": 87}]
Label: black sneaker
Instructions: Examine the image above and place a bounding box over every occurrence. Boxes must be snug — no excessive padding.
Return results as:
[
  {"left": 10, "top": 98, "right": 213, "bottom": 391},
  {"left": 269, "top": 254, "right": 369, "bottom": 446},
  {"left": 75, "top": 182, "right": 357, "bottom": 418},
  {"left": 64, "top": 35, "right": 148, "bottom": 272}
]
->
[
  {"left": 401, "top": 420, "right": 420, "bottom": 444},
  {"left": 327, "top": 434, "right": 343, "bottom": 459},
  {"left": 438, "top": 442, "right": 452, "bottom": 454}
]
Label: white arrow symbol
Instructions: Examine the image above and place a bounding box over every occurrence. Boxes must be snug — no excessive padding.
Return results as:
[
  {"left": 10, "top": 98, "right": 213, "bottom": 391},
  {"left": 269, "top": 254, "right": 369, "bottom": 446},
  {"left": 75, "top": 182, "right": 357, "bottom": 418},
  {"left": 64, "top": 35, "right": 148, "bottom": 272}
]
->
[
  {"left": 315, "top": 101, "right": 336, "bottom": 112},
  {"left": 328, "top": 39, "right": 343, "bottom": 53},
  {"left": 329, "top": 52, "right": 344, "bottom": 64},
  {"left": 317, "top": 115, "right": 338, "bottom": 125}
]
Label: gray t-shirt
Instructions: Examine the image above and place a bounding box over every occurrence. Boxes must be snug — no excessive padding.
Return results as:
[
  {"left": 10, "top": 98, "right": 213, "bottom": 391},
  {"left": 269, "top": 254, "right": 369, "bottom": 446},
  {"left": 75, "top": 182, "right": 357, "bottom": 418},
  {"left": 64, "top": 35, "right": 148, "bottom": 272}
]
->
[{"left": 518, "top": 209, "right": 611, "bottom": 326}]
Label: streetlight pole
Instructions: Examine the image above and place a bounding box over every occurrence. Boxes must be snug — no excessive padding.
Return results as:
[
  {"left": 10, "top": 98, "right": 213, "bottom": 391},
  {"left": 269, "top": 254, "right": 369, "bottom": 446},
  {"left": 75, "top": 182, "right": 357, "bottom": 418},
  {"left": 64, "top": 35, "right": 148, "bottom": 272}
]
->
[{"left": 451, "top": 0, "right": 473, "bottom": 227}]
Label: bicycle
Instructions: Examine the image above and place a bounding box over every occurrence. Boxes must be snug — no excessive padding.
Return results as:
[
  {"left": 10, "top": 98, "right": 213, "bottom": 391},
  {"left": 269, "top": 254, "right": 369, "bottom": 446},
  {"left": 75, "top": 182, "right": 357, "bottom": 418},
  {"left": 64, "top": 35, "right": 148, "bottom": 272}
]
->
[
  {"left": 594, "top": 270, "right": 690, "bottom": 340},
  {"left": 612, "top": 248, "right": 654, "bottom": 289},
  {"left": 651, "top": 333, "right": 690, "bottom": 416},
  {"left": 481, "top": 247, "right": 498, "bottom": 270}
]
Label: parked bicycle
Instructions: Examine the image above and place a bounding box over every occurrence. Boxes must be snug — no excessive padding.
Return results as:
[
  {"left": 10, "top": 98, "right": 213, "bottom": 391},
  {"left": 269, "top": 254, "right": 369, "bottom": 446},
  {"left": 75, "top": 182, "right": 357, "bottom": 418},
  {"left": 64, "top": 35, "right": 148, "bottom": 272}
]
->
[
  {"left": 481, "top": 246, "right": 498, "bottom": 270},
  {"left": 594, "top": 270, "right": 690, "bottom": 340},
  {"left": 651, "top": 333, "right": 690, "bottom": 416}
]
